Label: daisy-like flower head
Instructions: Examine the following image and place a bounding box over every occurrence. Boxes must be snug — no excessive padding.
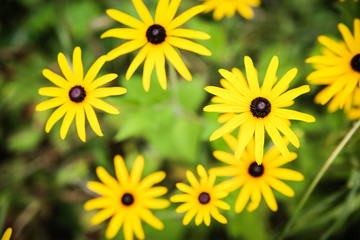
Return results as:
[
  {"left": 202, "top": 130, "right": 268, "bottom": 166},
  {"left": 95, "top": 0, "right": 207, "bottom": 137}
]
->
[
  {"left": 84, "top": 155, "right": 170, "bottom": 240},
  {"left": 210, "top": 134, "right": 304, "bottom": 212},
  {"left": 170, "top": 165, "right": 230, "bottom": 226},
  {"left": 201, "top": 0, "right": 261, "bottom": 20},
  {"left": 102, "top": 0, "right": 211, "bottom": 91},
  {"left": 204, "top": 56, "right": 315, "bottom": 164},
  {"left": 36, "top": 47, "right": 126, "bottom": 142},
  {"left": 306, "top": 18, "right": 360, "bottom": 112},
  {"left": 1, "top": 228, "right": 12, "bottom": 240}
]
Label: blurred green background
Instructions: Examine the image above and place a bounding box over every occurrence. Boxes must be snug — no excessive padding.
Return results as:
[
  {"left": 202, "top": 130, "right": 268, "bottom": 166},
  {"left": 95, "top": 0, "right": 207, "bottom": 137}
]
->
[{"left": 1, "top": 0, "right": 360, "bottom": 239}]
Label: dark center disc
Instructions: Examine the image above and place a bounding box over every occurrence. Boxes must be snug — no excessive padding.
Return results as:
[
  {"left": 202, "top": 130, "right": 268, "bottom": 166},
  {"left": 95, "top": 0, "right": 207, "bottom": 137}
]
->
[{"left": 146, "top": 24, "right": 166, "bottom": 44}]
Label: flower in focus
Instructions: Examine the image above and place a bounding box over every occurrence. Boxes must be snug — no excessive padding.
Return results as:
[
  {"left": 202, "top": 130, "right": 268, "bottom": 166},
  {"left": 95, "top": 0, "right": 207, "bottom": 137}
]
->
[
  {"left": 204, "top": 56, "right": 315, "bottom": 164},
  {"left": 306, "top": 18, "right": 360, "bottom": 112},
  {"left": 201, "top": 0, "right": 261, "bottom": 20},
  {"left": 170, "top": 165, "right": 230, "bottom": 226},
  {"left": 210, "top": 134, "right": 304, "bottom": 212},
  {"left": 84, "top": 155, "right": 169, "bottom": 240},
  {"left": 36, "top": 47, "right": 126, "bottom": 142},
  {"left": 102, "top": 0, "right": 211, "bottom": 91},
  {"left": 1, "top": 228, "right": 12, "bottom": 240}
]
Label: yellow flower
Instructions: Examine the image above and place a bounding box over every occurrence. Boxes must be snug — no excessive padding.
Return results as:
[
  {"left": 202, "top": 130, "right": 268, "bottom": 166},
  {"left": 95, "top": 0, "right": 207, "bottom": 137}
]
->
[
  {"left": 36, "top": 47, "right": 126, "bottom": 142},
  {"left": 102, "top": 0, "right": 211, "bottom": 91},
  {"left": 1, "top": 228, "right": 12, "bottom": 240},
  {"left": 201, "top": 0, "right": 261, "bottom": 20},
  {"left": 170, "top": 165, "right": 230, "bottom": 226},
  {"left": 84, "top": 155, "right": 169, "bottom": 240},
  {"left": 306, "top": 18, "right": 360, "bottom": 112},
  {"left": 210, "top": 134, "right": 304, "bottom": 212},
  {"left": 204, "top": 56, "right": 315, "bottom": 164}
]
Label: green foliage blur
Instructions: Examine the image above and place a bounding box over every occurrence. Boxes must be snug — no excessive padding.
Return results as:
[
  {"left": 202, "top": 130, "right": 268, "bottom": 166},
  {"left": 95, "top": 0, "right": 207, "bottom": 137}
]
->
[{"left": 1, "top": 0, "right": 360, "bottom": 239}]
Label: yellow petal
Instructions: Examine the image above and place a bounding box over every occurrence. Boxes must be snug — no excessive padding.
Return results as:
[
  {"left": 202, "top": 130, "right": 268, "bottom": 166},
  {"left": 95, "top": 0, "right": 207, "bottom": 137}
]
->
[
  {"left": 114, "top": 155, "right": 129, "bottom": 185},
  {"left": 45, "top": 103, "right": 70, "bottom": 133},
  {"left": 75, "top": 105, "right": 86, "bottom": 142},
  {"left": 235, "top": 183, "right": 251, "bottom": 213},
  {"left": 338, "top": 23, "right": 356, "bottom": 52},
  {"left": 130, "top": 213, "right": 145, "bottom": 240},
  {"left": 318, "top": 35, "right": 349, "bottom": 56},
  {"left": 267, "top": 176, "right": 295, "bottom": 197},
  {"left": 163, "top": 43, "right": 192, "bottom": 81},
  {"left": 87, "top": 181, "right": 114, "bottom": 196},
  {"left": 84, "top": 197, "right": 114, "bottom": 210},
  {"left": 272, "top": 85, "right": 310, "bottom": 107},
  {"left": 234, "top": 119, "right": 256, "bottom": 160},
  {"left": 244, "top": 56, "right": 260, "bottom": 96},
  {"left": 86, "top": 97, "right": 120, "bottom": 114},
  {"left": 210, "top": 207, "right": 227, "bottom": 224},
  {"left": 96, "top": 166, "right": 119, "bottom": 189},
  {"left": 123, "top": 219, "right": 134, "bottom": 240},
  {"left": 254, "top": 119, "right": 265, "bottom": 165},
  {"left": 163, "top": 0, "right": 181, "bottom": 26},
  {"left": 272, "top": 109, "right": 315, "bottom": 122},
  {"left": 91, "top": 207, "right": 117, "bottom": 225},
  {"left": 1, "top": 228, "right": 12, "bottom": 240},
  {"left": 271, "top": 168, "right": 304, "bottom": 181},
  {"left": 195, "top": 208, "right": 204, "bottom": 225},
  {"left": 167, "top": 5, "right": 205, "bottom": 30},
  {"left": 36, "top": 97, "right": 66, "bottom": 111},
  {"left": 132, "top": 0, "right": 153, "bottom": 24},
  {"left": 174, "top": 202, "right": 193, "bottom": 212},
  {"left": 42, "top": 69, "right": 70, "bottom": 89},
  {"left": 268, "top": 115, "right": 299, "bottom": 148},
  {"left": 264, "top": 120, "right": 290, "bottom": 159},
  {"left": 139, "top": 171, "right": 166, "bottom": 190},
  {"left": 101, "top": 28, "right": 143, "bottom": 40},
  {"left": 106, "top": 9, "right": 147, "bottom": 30},
  {"left": 106, "top": 39, "right": 147, "bottom": 61},
  {"left": 60, "top": 104, "right": 77, "bottom": 140},
  {"left": 155, "top": 0, "right": 169, "bottom": 25},
  {"left": 88, "top": 73, "right": 118, "bottom": 91},
  {"left": 166, "top": 37, "right": 211, "bottom": 56},
  {"left": 83, "top": 103, "right": 103, "bottom": 136},
  {"left": 130, "top": 155, "right": 144, "bottom": 186},
  {"left": 268, "top": 68, "right": 298, "bottom": 101},
  {"left": 183, "top": 207, "right": 197, "bottom": 225},
  {"left": 186, "top": 170, "right": 200, "bottom": 188},
  {"left": 209, "top": 113, "right": 249, "bottom": 141},
  {"left": 38, "top": 87, "right": 66, "bottom": 97},
  {"left": 260, "top": 181, "right": 278, "bottom": 211},
  {"left": 139, "top": 208, "right": 164, "bottom": 229},
  {"left": 155, "top": 49, "right": 167, "bottom": 90},
  {"left": 168, "top": 28, "right": 210, "bottom": 40},
  {"left": 142, "top": 49, "right": 157, "bottom": 92},
  {"left": 72, "top": 47, "right": 83, "bottom": 84},
  {"left": 58, "top": 52, "right": 75, "bottom": 83},
  {"left": 261, "top": 56, "right": 279, "bottom": 97},
  {"left": 126, "top": 43, "right": 151, "bottom": 80},
  {"left": 83, "top": 56, "right": 107, "bottom": 85},
  {"left": 175, "top": 183, "right": 194, "bottom": 194},
  {"left": 246, "top": 185, "right": 261, "bottom": 212},
  {"left": 105, "top": 210, "right": 125, "bottom": 239}
]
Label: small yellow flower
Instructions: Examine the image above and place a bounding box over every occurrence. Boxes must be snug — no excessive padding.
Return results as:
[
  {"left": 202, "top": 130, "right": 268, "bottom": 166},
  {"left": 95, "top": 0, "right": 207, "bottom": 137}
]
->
[
  {"left": 102, "top": 0, "right": 211, "bottom": 91},
  {"left": 36, "top": 47, "right": 126, "bottom": 142},
  {"left": 204, "top": 56, "right": 315, "bottom": 164},
  {"left": 1, "top": 228, "right": 12, "bottom": 240},
  {"left": 84, "top": 155, "right": 169, "bottom": 240},
  {"left": 306, "top": 18, "right": 360, "bottom": 112},
  {"left": 201, "top": 0, "right": 261, "bottom": 20},
  {"left": 170, "top": 165, "right": 230, "bottom": 226},
  {"left": 210, "top": 134, "right": 304, "bottom": 212}
]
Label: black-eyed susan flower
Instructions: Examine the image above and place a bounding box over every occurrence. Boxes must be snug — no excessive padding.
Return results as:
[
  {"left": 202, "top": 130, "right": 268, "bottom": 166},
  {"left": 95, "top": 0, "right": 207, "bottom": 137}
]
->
[
  {"left": 204, "top": 56, "right": 315, "bottom": 164},
  {"left": 170, "top": 165, "right": 230, "bottom": 226},
  {"left": 102, "top": 0, "right": 211, "bottom": 91},
  {"left": 306, "top": 18, "right": 360, "bottom": 112},
  {"left": 201, "top": 0, "right": 261, "bottom": 20},
  {"left": 84, "top": 155, "right": 169, "bottom": 240},
  {"left": 210, "top": 134, "right": 304, "bottom": 212},
  {"left": 1, "top": 228, "right": 12, "bottom": 240},
  {"left": 36, "top": 47, "right": 126, "bottom": 142}
]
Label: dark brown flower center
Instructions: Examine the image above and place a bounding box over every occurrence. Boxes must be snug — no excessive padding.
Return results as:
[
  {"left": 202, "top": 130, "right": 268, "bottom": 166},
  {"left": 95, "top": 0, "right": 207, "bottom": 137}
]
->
[
  {"left": 69, "top": 86, "right": 86, "bottom": 103},
  {"left": 146, "top": 24, "right": 166, "bottom": 44},
  {"left": 198, "top": 192, "right": 211, "bottom": 204},
  {"left": 248, "top": 162, "right": 264, "bottom": 177},
  {"left": 250, "top": 97, "right": 271, "bottom": 118},
  {"left": 121, "top": 193, "right": 134, "bottom": 206},
  {"left": 351, "top": 54, "right": 360, "bottom": 72}
]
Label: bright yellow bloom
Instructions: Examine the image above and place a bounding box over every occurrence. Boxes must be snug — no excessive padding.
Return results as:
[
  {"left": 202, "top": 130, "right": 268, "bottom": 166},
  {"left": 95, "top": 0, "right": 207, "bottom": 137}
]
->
[
  {"left": 170, "top": 165, "right": 230, "bottom": 226},
  {"left": 204, "top": 56, "right": 315, "bottom": 164},
  {"left": 102, "top": 0, "right": 211, "bottom": 91},
  {"left": 1, "top": 228, "right": 12, "bottom": 240},
  {"left": 201, "top": 0, "right": 261, "bottom": 20},
  {"left": 210, "top": 134, "right": 304, "bottom": 212},
  {"left": 306, "top": 19, "right": 360, "bottom": 112},
  {"left": 84, "top": 155, "right": 169, "bottom": 240},
  {"left": 36, "top": 47, "right": 126, "bottom": 142}
]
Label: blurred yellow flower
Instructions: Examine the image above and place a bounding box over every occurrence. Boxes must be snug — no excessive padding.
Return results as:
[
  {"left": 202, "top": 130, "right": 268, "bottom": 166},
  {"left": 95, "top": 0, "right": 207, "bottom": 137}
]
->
[
  {"left": 201, "top": 0, "right": 261, "bottom": 20},
  {"left": 84, "top": 155, "right": 169, "bottom": 240},
  {"left": 306, "top": 18, "right": 360, "bottom": 112},
  {"left": 204, "top": 56, "right": 315, "bottom": 164},
  {"left": 170, "top": 165, "right": 230, "bottom": 226},
  {"left": 210, "top": 134, "right": 304, "bottom": 212},
  {"left": 36, "top": 47, "right": 126, "bottom": 142},
  {"left": 102, "top": 0, "right": 211, "bottom": 91},
  {"left": 1, "top": 228, "right": 12, "bottom": 240}
]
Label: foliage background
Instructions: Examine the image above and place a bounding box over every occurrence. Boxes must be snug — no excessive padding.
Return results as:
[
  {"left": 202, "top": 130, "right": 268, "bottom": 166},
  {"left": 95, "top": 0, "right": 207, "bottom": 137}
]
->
[{"left": 1, "top": 0, "right": 360, "bottom": 239}]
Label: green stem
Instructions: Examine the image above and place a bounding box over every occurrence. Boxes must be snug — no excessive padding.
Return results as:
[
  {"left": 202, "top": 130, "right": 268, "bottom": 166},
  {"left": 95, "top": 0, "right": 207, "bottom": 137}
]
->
[{"left": 279, "top": 119, "right": 360, "bottom": 239}]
